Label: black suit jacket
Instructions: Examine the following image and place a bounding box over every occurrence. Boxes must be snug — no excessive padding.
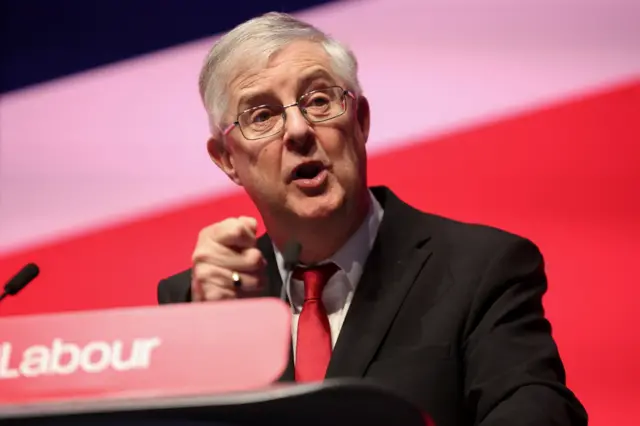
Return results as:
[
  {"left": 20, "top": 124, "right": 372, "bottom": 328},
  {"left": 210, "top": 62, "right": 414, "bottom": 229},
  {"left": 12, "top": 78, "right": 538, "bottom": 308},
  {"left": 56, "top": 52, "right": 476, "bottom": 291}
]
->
[{"left": 158, "top": 186, "right": 587, "bottom": 426}]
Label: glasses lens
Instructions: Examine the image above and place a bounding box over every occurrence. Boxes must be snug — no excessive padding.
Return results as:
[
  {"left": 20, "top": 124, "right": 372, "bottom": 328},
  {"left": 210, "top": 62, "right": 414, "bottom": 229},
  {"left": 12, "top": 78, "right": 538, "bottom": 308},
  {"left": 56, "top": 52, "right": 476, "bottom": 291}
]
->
[
  {"left": 238, "top": 105, "right": 284, "bottom": 140},
  {"left": 236, "top": 87, "right": 348, "bottom": 140},
  {"left": 300, "top": 87, "right": 346, "bottom": 122}
]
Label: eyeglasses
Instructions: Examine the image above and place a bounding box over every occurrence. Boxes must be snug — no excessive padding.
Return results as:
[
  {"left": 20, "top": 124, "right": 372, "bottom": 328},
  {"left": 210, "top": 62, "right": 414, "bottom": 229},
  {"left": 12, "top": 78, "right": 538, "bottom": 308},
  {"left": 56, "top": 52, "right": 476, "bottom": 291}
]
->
[{"left": 223, "top": 86, "right": 356, "bottom": 141}]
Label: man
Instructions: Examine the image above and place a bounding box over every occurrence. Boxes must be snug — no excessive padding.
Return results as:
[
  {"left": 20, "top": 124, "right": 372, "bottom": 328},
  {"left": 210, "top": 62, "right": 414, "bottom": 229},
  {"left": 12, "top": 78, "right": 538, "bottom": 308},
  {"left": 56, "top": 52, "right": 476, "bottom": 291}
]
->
[{"left": 157, "top": 12, "right": 588, "bottom": 426}]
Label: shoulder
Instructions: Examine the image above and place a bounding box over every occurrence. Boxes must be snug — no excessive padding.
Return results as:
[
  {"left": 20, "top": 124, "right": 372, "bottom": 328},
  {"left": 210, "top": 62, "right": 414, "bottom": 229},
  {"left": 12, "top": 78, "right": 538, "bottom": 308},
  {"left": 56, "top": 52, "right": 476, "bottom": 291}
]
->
[
  {"left": 412, "top": 213, "right": 549, "bottom": 334},
  {"left": 376, "top": 186, "right": 542, "bottom": 269},
  {"left": 425, "top": 213, "right": 540, "bottom": 255},
  {"left": 157, "top": 268, "right": 192, "bottom": 304},
  {"left": 374, "top": 186, "right": 544, "bottom": 286},
  {"left": 417, "top": 211, "right": 544, "bottom": 282}
]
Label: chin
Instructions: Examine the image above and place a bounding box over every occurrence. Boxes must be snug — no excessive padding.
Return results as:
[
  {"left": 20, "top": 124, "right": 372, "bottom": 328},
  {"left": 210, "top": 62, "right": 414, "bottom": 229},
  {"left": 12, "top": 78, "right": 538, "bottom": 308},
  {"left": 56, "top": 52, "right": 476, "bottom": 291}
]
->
[{"left": 289, "top": 185, "right": 346, "bottom": 220}]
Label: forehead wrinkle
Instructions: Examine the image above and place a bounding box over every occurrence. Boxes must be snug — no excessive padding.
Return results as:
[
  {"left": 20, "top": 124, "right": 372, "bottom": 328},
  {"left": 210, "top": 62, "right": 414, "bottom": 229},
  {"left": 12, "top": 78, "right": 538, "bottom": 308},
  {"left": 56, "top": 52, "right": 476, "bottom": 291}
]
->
[
  {"left": 234, "top": 67, "right": 338, "bottom": 114},
  {"left": 226, "top": 42, "right": 340, "bottom": 118}
]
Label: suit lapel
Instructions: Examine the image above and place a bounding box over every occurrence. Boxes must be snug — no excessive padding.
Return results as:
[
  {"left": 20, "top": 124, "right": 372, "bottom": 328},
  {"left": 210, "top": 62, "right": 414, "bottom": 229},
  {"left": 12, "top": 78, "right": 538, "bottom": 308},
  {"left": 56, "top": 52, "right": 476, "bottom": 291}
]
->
[
  {"left": 325, "top": 187, "right": 433, "bottom": 378},
  {"left": 257, "top": 236, "right": 296, "bottom": 382},
  {"left": 256, "top": 186, "right": 434, "bottom": 381}
]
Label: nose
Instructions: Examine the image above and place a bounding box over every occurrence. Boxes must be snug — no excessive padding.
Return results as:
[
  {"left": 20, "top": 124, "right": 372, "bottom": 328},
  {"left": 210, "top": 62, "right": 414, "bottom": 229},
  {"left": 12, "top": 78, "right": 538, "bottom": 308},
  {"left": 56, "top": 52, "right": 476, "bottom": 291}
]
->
[{"left": 282, "top": 106, "right": 315, "bottom": 154}]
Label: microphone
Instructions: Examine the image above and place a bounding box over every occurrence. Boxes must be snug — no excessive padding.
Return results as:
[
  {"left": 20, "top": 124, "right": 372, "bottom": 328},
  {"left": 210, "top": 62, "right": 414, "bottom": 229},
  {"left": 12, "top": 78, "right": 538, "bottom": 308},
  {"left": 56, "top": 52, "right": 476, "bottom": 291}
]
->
[
  {"left": 280, "top": 240, "right": 302, "bottom": 301},
  {"left": 0, "top": 263, "right": 39, "bottom": 303}
]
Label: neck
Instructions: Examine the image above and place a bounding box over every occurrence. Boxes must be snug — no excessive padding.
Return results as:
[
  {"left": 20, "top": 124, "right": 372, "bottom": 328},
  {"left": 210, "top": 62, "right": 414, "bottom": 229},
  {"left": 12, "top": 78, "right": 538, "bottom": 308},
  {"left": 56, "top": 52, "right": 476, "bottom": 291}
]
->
[{"left": 268, "top": 189, "right": 371, "bottom": 265}]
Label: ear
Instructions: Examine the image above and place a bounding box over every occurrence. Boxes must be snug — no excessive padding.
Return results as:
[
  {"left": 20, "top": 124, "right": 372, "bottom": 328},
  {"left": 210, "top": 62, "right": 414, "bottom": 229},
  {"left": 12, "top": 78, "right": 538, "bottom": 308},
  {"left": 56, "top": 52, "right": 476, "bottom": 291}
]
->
[
  {"left": 207, "top": 136, "right": 242, "bottom": 186},
  {"left": 355, "top": 95, "right": 371, "bottom": 143}
]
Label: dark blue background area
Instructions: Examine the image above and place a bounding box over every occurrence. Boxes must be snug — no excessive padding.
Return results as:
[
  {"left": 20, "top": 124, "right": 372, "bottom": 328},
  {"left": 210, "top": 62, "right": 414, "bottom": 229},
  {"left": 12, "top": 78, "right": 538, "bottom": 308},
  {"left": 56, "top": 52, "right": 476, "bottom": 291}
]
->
[{"left": 0, "top": 0, "right": 335, "bottom": 94}]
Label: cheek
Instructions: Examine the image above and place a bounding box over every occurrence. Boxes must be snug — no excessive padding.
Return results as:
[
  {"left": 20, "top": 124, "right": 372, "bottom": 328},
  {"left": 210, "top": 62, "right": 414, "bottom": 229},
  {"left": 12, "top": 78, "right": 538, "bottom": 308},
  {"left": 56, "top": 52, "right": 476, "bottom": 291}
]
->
[
  {"left": 250, "top": 143, "right": 283, "bottom": 180},
  {"left": 318, "top": 124, "right": 351, "bottom": 152},
  {"left": 329, "top": 127, "right": 365, "bottom": 164}
]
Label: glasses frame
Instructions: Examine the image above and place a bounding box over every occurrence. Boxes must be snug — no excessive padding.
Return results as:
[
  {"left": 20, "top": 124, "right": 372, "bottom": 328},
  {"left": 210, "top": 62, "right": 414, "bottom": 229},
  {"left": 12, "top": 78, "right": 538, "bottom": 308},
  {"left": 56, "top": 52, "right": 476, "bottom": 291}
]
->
[{"left": 222, "top": 86, "right": 356, "bottom": 141}]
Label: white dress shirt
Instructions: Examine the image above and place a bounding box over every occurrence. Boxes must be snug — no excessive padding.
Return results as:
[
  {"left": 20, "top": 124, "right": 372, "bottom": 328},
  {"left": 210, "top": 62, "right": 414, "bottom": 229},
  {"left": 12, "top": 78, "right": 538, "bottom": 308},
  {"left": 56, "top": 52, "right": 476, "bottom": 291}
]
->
[{"left": 273, "top": 190, "right": 384, "bottom": 361}]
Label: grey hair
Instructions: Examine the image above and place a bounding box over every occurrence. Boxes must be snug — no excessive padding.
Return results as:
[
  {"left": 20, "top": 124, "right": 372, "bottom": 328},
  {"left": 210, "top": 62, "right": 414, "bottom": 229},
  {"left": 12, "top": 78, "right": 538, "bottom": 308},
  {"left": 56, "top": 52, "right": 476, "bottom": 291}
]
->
[{"left": 198, "top": 12, "right": 362, "bottom": 140}]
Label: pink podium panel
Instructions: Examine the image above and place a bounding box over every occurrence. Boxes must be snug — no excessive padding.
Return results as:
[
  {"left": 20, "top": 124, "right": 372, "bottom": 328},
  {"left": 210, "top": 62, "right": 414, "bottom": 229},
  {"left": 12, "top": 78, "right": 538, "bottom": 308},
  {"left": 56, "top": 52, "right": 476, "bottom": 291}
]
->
[{"left": 0, "top": 298, "right": 291, "bottom": 405}]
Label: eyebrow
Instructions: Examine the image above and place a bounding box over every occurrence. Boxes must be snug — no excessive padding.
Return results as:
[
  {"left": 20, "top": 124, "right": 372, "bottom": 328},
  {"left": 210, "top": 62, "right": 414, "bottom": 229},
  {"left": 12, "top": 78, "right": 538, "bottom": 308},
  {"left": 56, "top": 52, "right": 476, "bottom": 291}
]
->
[
  {"left": 235, "top": 68, "right": 338, "bottom": 113},
  {"left": 297, "top": 68, "right": 337, "bottom": 91}
]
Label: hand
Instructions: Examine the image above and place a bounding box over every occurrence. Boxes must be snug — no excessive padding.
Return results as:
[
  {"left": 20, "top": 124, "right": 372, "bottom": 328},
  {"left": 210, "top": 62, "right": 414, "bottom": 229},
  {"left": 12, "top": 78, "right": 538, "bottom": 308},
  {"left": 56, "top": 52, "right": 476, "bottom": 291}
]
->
[{"left": 190, "top": 216, "right": 266, "bottom": 302}]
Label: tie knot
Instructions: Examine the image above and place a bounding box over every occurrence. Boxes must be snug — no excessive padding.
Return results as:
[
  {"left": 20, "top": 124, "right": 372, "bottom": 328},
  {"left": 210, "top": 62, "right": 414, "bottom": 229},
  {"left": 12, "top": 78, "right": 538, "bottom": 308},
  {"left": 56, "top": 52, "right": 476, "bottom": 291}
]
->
[{"left": 293, "top": 262, "right": 339, "bottom": 301}]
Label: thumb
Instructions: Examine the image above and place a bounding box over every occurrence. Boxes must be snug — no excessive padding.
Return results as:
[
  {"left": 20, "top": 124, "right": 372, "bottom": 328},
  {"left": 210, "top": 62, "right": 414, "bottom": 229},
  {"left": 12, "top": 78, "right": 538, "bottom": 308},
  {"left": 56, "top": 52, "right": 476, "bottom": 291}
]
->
[{"left": 238, "top": 216, "right": 258, "bottom": 234}]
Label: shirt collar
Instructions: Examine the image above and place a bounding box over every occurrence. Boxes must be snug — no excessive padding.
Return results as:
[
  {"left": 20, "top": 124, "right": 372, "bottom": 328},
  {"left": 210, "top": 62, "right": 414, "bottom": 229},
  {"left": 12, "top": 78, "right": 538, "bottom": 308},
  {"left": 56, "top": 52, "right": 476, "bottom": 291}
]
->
[{"left": 273, "top": 189, "right": 384, "bottom": 302}]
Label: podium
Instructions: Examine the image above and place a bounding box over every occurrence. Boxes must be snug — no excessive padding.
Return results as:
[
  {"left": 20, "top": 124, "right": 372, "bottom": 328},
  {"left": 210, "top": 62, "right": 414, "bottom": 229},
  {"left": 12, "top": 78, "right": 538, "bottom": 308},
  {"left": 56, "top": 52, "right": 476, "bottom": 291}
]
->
[
  {"left": 0, "top": 379, "right": 430, "bottom": 425},
  {"left": 0, "top": 299, "right": 432, "bottom": 425}
]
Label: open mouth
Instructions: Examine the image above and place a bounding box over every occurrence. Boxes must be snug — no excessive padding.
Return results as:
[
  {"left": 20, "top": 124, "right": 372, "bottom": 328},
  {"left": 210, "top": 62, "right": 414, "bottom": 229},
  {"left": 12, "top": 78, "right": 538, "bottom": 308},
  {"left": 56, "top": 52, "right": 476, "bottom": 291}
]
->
[{"left": 290, "top": 161, "right": 326, "bottom": 181}]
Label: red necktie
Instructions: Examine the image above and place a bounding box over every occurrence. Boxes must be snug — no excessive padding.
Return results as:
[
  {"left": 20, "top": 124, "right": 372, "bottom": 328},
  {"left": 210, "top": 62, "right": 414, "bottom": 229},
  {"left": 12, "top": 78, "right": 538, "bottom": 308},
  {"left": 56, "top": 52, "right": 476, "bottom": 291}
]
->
[{"left": 293, "top": 262, "right": 339, "bottom": 382}]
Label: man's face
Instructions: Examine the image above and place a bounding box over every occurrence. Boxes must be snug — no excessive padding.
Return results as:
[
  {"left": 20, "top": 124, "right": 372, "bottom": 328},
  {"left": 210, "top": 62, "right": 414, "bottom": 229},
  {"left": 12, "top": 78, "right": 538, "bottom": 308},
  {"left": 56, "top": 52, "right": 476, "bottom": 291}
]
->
[{"left": 210, "top": 41, "right": 370, "bottom": 224}]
